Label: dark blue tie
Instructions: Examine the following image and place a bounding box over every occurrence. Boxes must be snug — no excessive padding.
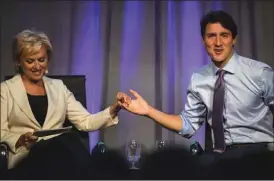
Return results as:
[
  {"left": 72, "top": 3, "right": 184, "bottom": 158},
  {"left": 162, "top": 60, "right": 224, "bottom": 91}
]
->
[{"left": 212, "top": 69, "right": 226, "bottom": 152}]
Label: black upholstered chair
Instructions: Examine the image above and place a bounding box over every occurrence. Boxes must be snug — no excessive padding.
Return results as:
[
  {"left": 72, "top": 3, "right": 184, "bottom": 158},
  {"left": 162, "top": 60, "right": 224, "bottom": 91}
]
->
[{"left": 0, "top": 75, "right": 90, "bottom": 173}]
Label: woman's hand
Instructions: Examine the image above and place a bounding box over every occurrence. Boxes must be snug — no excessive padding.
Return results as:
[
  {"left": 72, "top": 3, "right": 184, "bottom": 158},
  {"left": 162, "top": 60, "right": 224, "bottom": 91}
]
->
[
  {"left": 16, "top": 132, "right": 38, "bottom": 150},
  {"left": 109, "top": 92, "right": 132, "bottom": 119}
]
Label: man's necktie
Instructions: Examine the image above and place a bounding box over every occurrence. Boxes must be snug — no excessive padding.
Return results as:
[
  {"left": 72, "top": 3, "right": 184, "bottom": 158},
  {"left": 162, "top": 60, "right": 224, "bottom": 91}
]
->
[{"left": 212, "top": 69, "right": 226, "bottom": 152}]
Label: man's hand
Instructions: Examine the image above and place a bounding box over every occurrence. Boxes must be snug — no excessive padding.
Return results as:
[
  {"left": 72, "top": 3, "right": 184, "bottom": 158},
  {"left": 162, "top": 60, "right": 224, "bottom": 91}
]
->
[
  {"left": 15, "top": 132, "right": 38, "bottom": 150},
  {"left": 109, "top": 92, "right": 131, "bottom": 118},
  {"left": 120, "top": 89, "right": 150, "bottom": 116}
]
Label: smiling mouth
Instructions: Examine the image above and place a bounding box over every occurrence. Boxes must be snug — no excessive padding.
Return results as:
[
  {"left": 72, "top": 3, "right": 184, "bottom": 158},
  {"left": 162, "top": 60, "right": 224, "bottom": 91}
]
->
[
  {"left": 214, "top": 49, "right": 223, "bottom": 55},
  {"left": 32, "top": 71, "right": 42, "bottom": 75}
]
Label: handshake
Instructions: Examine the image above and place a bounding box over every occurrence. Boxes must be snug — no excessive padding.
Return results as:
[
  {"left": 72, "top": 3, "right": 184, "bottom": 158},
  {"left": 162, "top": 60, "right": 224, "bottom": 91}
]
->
[
  {"left": 110, "top": 89, "right": 182, "bottom": 134},
  {"left": 110, "top": 89, "right": 150, "bottom": 117}
]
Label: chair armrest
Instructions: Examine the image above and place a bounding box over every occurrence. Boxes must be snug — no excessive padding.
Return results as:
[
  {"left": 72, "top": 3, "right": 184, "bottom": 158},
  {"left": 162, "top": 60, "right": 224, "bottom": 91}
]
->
[{"left": 0, "top": 142, "right": 9, "bottom": 171}]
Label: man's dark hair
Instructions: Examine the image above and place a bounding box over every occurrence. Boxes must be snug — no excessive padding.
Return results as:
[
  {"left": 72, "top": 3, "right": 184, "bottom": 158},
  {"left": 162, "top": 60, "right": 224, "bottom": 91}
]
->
[{"left": 200, "top": 10, "right": 238, "bottom": 39}]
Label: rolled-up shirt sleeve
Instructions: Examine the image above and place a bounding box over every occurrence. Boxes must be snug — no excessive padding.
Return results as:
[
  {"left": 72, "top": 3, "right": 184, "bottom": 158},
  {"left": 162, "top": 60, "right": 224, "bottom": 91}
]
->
[
  {"left": 178, "top": 74, "right": 207, "bottom": 138},
  {"left": 261, "top": 67, "right": 274, "bottom": 106}
]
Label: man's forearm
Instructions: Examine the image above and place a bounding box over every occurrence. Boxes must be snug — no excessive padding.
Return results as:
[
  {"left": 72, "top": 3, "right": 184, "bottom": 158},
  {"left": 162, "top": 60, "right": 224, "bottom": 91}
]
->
[{"left": 146, "top": 105, "right": 183, "bottom": 132}]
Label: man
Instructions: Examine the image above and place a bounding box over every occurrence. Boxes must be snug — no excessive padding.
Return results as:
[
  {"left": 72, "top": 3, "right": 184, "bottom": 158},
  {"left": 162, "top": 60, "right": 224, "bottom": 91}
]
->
[{"left": 121, "top": 10, "right": 274, "bottom": 162}]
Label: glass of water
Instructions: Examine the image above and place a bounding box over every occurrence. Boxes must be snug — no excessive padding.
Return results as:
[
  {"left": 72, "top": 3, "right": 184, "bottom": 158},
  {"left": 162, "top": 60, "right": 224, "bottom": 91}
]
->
[{"left": 126, "top": 140, "right": 141, "bottom": 170}]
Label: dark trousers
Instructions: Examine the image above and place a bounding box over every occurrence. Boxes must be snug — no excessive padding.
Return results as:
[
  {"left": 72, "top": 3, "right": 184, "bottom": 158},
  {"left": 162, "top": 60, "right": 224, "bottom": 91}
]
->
[
  {"left": 10, "top": 132, "right": 91, "bottom": 179},
  {"left": 198, "top": 143, "right": 274, "bottom": 179}
]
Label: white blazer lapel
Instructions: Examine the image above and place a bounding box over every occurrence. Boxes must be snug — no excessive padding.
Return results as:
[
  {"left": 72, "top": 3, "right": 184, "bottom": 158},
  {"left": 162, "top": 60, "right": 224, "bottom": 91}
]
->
[
  {"left": 5, "top": 75, "right": 41, "bottom": 127},
  {"left": 42, "top": 76, "right": 57, "bottom": 127}
]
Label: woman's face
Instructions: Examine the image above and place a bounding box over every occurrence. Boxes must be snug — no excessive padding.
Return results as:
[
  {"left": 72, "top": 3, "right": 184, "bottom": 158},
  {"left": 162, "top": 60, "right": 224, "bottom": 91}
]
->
[{"left": 19, "top": 46, "right": 48, "bottom": 82}]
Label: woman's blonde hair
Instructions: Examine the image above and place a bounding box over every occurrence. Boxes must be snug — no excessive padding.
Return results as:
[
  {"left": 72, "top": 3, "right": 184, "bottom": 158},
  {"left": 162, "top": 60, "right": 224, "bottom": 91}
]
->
[{"left": 12, "top": 29, "right": 53, "bottom": 73}]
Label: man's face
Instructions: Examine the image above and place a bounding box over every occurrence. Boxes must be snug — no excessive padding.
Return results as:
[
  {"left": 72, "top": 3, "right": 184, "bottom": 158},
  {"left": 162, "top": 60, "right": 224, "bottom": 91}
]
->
[
  {"left": 203, "top": 23, "right": 236, "bottom": 68},
  {"left": 19, "top": 46, "right": 48, "bottom": 82}
]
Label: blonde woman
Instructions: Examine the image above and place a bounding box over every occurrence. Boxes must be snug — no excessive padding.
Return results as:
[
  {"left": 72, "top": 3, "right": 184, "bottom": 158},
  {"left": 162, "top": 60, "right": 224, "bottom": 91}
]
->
[{"left": 0, "top": 29, "right": 130, "bottom": 173}]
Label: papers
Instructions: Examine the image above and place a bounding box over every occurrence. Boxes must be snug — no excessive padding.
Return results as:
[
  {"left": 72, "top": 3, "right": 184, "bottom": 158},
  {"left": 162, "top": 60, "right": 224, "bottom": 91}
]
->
[{"left": 33, "top": 126, "right": 73, "bottom": 137}]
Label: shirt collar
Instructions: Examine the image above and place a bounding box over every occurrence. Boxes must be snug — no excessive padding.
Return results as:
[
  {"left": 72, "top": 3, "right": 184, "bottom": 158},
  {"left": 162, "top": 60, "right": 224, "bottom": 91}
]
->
[{"left": 211, "top": 51, "right": 238, "bottom": 75}]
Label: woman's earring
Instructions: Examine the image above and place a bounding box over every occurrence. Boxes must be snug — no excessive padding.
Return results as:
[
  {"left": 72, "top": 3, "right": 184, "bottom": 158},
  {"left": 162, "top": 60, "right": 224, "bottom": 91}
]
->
[
  {"left": 15, "top": 63, "right": 21, "bottom": 72},
  {"left": 45, "top": 69, "right": 49, "bottom": 74}
]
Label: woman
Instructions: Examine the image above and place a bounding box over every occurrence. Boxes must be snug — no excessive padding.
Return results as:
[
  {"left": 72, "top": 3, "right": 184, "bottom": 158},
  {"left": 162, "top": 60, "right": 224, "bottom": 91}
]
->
[{"left": 0, "top": 29, "right": 129, "bottom": 173}]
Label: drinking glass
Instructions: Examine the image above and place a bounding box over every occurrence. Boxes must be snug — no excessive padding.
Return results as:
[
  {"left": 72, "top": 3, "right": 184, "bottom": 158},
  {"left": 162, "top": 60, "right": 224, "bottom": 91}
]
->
[{"left": 126, "top": 140, "right": 141, "bottom": 170}]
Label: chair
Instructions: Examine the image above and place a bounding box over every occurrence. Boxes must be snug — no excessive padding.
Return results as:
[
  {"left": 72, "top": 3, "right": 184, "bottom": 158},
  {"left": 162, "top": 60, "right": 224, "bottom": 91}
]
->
[
  {"left": 0, "top": 75, "right": 90, "bottom": 172},
  {"left": 0, "top": 142, "right": 9, "bottom": 179}
]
